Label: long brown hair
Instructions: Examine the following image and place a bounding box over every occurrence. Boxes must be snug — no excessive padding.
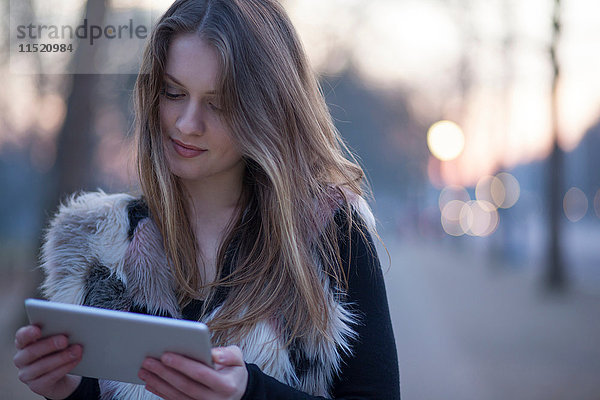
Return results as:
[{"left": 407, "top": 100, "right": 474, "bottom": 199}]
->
[{"left": 134, "top": 0, "right": 368, "bottom": 346}]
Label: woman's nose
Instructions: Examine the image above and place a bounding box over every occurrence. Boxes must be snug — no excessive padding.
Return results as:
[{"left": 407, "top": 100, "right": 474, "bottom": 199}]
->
[{"left": 175, "top": 102, "right": 205, "bottom": 136}]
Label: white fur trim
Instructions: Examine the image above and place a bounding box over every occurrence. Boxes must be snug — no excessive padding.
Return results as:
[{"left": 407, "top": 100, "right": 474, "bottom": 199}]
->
[
  {"left": 351, "top": 195, "right": 377, "bottom": 232},
  {"left": 100, "top": 380, "right": 161, "bottom": 400},
  {"left": 41, "top": 191, "right": 133, "bottom": 304}
]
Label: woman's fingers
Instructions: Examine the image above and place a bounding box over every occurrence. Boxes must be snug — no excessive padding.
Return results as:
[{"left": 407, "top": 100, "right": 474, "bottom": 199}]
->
[
  {"left": 209, "top": 346, "right": 248, "bottom": 398},
  {"left": 26, "top": 360, "right": 81, "bottom": 396},
  {"left": 159, "top": 353, "right": 222, "bottom": 388},
  {"left": 13, "top": 334, "right": 69, "bottom": 368},
  {"left": 17, "top": 345, "right": 82, "bottom": 383},
  {"left": 139, "top": 361, "right": 198, "bottom": 400},
  {"left": 13, "top": 325, "right": 84, "bottom": 399},
  {"left": 158, "top": 347, "right": 245, "bottom": 395},
  {"left": 212, "top": 346, "right": 244, "bottom": 367},
  {"left": 14, "top": 325, "right": 41, "bottom": 350},
  {"left": 139, "top": 348, "right": 248, "bottom": 400}
]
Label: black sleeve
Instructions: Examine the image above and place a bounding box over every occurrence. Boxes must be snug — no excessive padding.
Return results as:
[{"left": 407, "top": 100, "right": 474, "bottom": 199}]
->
[
  {"left": 241, "top": 211, "right": 401, "bottom": 399},
  {"left": 59, "top": 377, "right": 100, "bottom": 400},
  {"left": 242, "top": 363, "right": 329, "bottom": 399},
  {"left": 330, "top": 211, "right": 400, "bottom": 399}
]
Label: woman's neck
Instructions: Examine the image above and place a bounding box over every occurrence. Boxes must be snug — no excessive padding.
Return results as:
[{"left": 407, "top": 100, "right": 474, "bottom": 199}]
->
[
  {"left": 182, "top": 174, "right": 243, "bottom": 291},
  {"left": 182, "top": 173, "right": 244, "bottom": 235}
]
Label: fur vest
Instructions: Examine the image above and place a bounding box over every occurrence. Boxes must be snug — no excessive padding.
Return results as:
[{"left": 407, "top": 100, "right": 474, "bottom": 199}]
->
[{"left": 40, "top": 190, "right": 376, "bottom": 400}]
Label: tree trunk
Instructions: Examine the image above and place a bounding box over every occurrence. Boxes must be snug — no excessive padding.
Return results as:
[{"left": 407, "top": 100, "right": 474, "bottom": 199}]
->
[
  {"left": 51, "top": 0, "right": 108, "bottom": 201},
  {"left": 32, "top": 0, "right": 108, "bottom": 298},
  {"left": 545, "top": 0, "right": 567, "bottom": 291}
]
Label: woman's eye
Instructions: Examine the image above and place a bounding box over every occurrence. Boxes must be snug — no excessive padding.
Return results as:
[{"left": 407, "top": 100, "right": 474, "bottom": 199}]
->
[
  {"left": 160, "top": 86, "right": 184, "bottom": 100},
  {"left": 162, "top": 90, "right": 184, "bottom": 100},
  {"left": 207, "top": 101, "right": 221, "bottom": 112}
]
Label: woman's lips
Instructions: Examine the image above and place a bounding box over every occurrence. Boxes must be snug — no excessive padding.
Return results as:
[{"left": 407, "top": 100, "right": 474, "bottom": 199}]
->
[{"left": 171, "top": 138, "right": 206, "bottom": 158}]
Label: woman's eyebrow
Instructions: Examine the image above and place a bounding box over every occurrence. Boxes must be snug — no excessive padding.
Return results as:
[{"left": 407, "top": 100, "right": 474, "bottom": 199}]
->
[
  {"left": 164, "top": 73, "right": 216, "bottom": 94},
  {"left": 164, "top": 73, "right": 184, "bottom": 86}
]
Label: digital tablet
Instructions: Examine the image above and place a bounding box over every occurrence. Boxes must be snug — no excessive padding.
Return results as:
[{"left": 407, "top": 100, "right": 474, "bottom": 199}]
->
[{"left": 25, "top": 298, "right": 213, "bottom": 385}]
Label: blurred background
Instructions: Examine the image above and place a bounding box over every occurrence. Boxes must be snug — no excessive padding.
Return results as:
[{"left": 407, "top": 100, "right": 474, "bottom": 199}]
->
[{"left": 2, "top": 0, "right": 600, "bottom": 398}]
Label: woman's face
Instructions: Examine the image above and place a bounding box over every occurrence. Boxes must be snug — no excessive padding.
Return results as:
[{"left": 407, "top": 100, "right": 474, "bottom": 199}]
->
[{"left": 160, "top": 34, "right": 244, "bottom": 188}]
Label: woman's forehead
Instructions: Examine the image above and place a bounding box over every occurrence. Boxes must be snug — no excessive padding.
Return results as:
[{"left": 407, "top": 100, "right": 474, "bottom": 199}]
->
[{"left": 164, "top": 34, "right": 220, "bottom": 92}]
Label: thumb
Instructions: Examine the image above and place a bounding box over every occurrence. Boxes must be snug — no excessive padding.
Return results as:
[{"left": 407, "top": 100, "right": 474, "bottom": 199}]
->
[{"left": 212, "top": 345, "right": 244, "bottom": 367}]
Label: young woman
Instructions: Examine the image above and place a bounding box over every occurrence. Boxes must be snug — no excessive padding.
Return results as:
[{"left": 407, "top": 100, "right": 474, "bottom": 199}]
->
[{"left": 13, "top": 0, "right": 400, "bottom": 399}]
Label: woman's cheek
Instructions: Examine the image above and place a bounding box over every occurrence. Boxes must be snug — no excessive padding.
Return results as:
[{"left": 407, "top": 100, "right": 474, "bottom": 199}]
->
[{"left": 159, "top": 106, "right": 170, "bottom": 128}]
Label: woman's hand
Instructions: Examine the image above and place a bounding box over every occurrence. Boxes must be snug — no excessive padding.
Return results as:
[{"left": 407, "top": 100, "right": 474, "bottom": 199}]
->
[
  {"left": 139, "top": 345, "right": 248, "bottom": 400},
  {"left": 13, "top": 325, "right": 83, "bottom": 399}
]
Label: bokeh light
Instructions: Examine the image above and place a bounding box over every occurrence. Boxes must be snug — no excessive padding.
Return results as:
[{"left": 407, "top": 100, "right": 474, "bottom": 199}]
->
[
  {"left": 441, "top": 200, "right": 466, "bottom": 236},
  {"left": 475, "top": 175, "right": 503, "bottom": 208},
  {"left": 427, "top": 120, "right": 465, "bottom": 161},
  {"left": 594, "top": 189, "right": 600, "bottom": 218},
  {"left": 475, "top": 173, "right": 520, "bottom": 209},
  {"left": 438, "top": 185, "right": 470, "bottom": 211},
  {"left": 496, "top": 172, "right": 520, "bottom": 208},
  {"left": 563, "top": 187, "right": 588, "bottom": 222},
  {"left": 459, "top": 200, "right": 499, "bottom": 237}
]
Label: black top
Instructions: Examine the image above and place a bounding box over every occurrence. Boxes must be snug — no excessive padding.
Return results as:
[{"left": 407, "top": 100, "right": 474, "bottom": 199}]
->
[{"left": 62, "top": 210, "right": 401, "bottom": 399}]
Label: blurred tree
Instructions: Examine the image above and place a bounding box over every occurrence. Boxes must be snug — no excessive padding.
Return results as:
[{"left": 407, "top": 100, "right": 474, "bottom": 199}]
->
[
  {"left": 31, "top": 0, "right": 108, "bottom": 298},
  {"left": 546, "top": 0, "right": 567, "bottom": 290},
  {"left": 50, "top": 0, "right": 108, "bottom": 203}
]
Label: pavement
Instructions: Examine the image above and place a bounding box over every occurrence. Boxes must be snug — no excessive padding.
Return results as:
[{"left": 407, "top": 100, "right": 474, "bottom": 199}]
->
[{"left": 382, "top": 234, "right": 600, "bottom": 400}]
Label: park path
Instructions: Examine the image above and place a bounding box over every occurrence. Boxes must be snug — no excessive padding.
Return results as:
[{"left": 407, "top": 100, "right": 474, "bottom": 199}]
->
[{"left": 382, "top": 234, "right": 600, "bottom": 400}]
